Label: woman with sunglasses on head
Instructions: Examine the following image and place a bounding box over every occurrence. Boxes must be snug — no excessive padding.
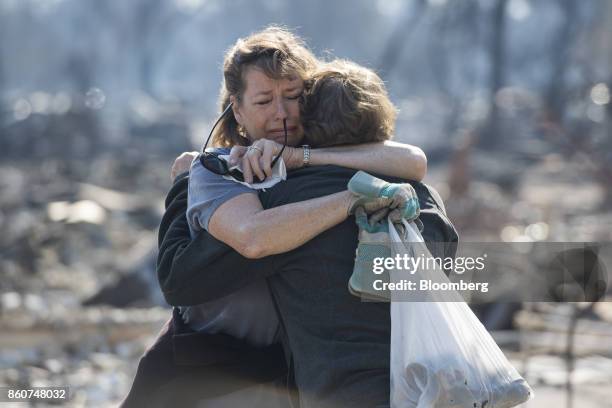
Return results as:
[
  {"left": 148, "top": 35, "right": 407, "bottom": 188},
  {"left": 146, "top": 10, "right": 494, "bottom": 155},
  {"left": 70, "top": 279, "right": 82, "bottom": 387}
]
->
[
  {"left": 180, "top": 30, "right": 428, "bottom": 338},
  {"left": 180, "top": 26, "right": 426, "bottom": 338},
  {"left": 185, "top": 27, "right": 425, "bottom": 262},
  {"left": 186, "top": 24, "right": 425, "bottom": 395}
]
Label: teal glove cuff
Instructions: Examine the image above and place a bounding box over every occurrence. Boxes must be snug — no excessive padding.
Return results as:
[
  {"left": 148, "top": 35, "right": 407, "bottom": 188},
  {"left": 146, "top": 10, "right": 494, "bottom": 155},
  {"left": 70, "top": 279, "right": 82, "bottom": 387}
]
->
[
  {"left": 348, "top": 171, "right": 390, "bottom": 198},
  {"left": 347, "top": 170, "right": 421, "bottom": 221}
]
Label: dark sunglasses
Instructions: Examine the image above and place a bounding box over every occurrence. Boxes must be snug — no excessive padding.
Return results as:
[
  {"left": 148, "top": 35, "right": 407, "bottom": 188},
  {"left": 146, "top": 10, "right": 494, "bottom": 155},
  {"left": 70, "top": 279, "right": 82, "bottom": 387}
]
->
[{"left": 199, "top": 102, "right": 287, "bottom": 183}]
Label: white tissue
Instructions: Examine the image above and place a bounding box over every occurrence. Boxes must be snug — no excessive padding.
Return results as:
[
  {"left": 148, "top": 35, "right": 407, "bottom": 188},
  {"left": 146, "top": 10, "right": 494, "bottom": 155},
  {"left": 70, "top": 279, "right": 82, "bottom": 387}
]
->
[{"left": 218, "top": 154, "right": 287, "bottom": 190}]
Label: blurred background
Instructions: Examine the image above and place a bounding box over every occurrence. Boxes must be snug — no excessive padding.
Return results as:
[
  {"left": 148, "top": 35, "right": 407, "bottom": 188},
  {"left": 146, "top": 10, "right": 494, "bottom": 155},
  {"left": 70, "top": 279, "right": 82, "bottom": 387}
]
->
[{"left": 0, "top": 0, "right": 611, "bottom": 406}]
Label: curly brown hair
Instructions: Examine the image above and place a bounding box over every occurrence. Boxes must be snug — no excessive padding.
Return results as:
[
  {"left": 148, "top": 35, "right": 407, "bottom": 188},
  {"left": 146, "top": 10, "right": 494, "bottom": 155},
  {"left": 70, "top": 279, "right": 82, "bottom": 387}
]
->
[
  {"left": 301, "top": 59, "right": 397, "bottom": 147},
  {"left": 211, "top": 26, "right": 319, "bottom": 147}
]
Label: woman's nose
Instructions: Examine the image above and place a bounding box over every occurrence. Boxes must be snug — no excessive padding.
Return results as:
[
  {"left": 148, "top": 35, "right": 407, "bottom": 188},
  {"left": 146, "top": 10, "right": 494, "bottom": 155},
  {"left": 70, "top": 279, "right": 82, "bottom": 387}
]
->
[{"left": 274, "top": 99, "right": 289, "bottom": 120}]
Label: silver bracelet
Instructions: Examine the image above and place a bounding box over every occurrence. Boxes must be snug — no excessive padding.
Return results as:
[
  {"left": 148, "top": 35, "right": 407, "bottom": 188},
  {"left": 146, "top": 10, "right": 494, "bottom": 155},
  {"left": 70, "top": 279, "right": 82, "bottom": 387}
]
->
[{"left": 301, "top": 145, "right": 311, "bottom": 167}]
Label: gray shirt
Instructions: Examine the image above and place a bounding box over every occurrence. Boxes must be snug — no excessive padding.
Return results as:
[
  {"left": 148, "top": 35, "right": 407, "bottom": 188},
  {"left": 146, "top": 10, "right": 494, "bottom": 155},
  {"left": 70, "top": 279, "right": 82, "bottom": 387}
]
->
[{"left": 180, "top": 148, "right": 280, "bottom": 347}]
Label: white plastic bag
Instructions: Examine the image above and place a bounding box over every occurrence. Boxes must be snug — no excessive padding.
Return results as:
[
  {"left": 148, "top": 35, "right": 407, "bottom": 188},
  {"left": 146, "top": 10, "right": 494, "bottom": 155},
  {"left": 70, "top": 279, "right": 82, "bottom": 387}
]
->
[{"left": 389, "top": 219, "right": 533, "bottom": 408}]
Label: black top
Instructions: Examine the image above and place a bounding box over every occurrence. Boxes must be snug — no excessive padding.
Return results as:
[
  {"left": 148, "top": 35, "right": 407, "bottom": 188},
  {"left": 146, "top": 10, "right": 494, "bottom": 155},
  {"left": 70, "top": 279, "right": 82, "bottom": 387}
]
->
[{"left": 157, "top": 165, "right": 459, "bottom": 408}]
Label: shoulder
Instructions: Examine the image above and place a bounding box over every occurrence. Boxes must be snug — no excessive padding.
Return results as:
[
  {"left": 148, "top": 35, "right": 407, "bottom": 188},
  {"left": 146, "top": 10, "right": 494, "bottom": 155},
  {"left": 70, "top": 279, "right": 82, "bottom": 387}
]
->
[
  {"left": 189, "top": 151, "right": 233, "bottom": 188},
  {"left": 188, "top": 151, "right": 254, "bottom": 203}
]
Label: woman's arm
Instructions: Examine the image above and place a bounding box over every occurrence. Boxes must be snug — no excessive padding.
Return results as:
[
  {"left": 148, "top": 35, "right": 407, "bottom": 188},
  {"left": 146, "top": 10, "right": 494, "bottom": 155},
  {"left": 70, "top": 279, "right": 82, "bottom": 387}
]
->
[
  {"left": 206, "top": 170, "right": 416, "bottom": 259},
  {"left": 307, "top": 141, "right": 427, "bottom": 181},
  {"left": 208, "top": 190, "right": 354, "bottom": 259},
  {"left": 157, "top": 175, "right": 277, "bottom": 305},
  {"left": 187, "top": 154, "right": 367, "bottom": 260},
  {"left": 233, "top": 140, "right": 427, "bottom": 183}
]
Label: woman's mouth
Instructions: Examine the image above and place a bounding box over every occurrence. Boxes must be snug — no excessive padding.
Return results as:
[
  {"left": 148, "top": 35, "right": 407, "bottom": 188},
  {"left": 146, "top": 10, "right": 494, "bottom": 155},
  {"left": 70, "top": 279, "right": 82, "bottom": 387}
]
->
[{"left": 268, "top": 126, "right": 298, "bottom": 139}]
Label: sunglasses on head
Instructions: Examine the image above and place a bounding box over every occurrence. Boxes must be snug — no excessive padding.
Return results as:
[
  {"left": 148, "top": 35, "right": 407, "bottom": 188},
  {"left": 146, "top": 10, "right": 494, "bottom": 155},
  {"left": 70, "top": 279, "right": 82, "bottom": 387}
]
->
[{"left": 199, "top": 102, "right": 288, "bottom": 183}]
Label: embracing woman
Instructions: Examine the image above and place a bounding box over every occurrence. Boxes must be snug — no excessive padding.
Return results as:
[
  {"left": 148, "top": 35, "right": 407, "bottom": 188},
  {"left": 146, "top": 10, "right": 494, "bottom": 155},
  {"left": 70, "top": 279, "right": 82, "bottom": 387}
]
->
[{"left": 121, "top": 26, "right": 454, "bottom": 408}]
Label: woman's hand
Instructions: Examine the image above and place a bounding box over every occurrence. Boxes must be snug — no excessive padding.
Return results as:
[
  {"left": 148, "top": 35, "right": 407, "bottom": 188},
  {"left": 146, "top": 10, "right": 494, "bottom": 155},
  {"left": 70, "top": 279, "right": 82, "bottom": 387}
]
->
[
  {"left": 171, "top": 151, "right": 199, "bottom": 181},
  {"left": 347, "top": 171, "right": 420, "bottom": 220},
  {"left": 229, "top": 139, "right": 301, "bottom": 183}
]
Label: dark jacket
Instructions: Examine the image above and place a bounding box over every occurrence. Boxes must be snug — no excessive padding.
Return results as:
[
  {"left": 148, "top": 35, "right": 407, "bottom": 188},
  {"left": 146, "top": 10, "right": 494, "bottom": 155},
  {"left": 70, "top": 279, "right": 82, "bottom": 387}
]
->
[
  {"left": 122, "top": 173, "right": 292, "bottom": 408},
  {"left": 125, "top": 165, "right": 458, "bottom": 407},
  {"left": 254, "top": 166, "right": 458, "bottom": 408},
  {"left": 157, "top": 173, "right": 277, "bottom": 306},
  {"left": 120, "top": 308, "right": 290, "bottom": 408}
]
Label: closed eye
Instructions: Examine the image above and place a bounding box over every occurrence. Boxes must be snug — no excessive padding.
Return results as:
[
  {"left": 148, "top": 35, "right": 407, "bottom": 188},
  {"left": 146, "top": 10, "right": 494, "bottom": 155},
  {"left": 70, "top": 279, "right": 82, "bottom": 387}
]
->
[{"left": 255, "top": 100, "right": 272, "bottom": 105}]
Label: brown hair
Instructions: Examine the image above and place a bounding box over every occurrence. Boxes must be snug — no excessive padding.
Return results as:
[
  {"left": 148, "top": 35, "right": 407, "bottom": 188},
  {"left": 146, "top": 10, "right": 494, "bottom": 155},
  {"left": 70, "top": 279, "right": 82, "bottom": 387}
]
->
[
  {"left": 301, "top": 59, "right": 397, "bottom": 147},
  {"left": 212, "top": 26, "right": 319, "bottom": 147}
]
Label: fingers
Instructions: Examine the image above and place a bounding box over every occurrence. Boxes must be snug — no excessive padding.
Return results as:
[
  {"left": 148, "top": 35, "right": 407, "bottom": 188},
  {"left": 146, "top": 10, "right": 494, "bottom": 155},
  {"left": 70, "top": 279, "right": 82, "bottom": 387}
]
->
[
  {"left": 355, "top": 206, "right": 367, "bottom": 218},
  {"left": 395, "top": 189, "right": 410, "bottom": 208},
  {"left": 387, "top": 208, "right": 403, "bottom": 223},
  {"left": 260, "top": 142, "right": 276, "bottom": 178},
  {"left": 242, "top": 139, "right": 283, "bottom": 183},
  {"left": 171, "top": 151, "right": 198, "bottom": 180},
  {"left": 390, "top": 194, "right": 403, "bottom": 209},
  {"left": 354, "top": 207, "right": 371, "bottom": 231},
  {"left": 228, "top": 146, "right": 247, "bottom": 167},
  {"left": 246, "top": 145, "right": 265, "bottom": 182},
  {"left": 349, "top": 183, "right": 421, "bottom": 221},
  {"left": 363, "top": 197, "right": 393, "bottom": 213},
  {"left": 368, "top": 207, "right": 389, "bottom": 227},
  {"left": 388, "top": 184, "right": 418, "bottom": 212},
  {"left": 394, "top": 185, "right": 419, "bottom": 220},
  {"left": 241, "top": 153, "right": 254, "bottom": 184}
]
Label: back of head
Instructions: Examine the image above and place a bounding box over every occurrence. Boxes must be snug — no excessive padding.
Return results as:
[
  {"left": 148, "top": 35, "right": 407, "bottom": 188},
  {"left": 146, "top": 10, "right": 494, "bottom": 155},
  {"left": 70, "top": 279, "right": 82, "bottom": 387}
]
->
[
  {"left": 213, "top": 26, "right": 319, "bottom": 147},
  {"left": 301, "top": 59, "right": 397, "bottom": 147}
]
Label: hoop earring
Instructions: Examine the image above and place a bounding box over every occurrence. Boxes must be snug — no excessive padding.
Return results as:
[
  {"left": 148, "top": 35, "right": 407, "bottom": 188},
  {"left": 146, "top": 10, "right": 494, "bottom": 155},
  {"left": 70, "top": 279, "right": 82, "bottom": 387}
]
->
[{"left": 237, "top": 125, "right": 249, "bottom": 139}]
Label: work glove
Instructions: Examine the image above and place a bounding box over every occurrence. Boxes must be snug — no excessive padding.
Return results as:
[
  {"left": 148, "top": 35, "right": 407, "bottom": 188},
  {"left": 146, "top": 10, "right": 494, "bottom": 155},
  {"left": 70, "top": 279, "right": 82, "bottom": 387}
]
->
[
  {"left": 348, "top": 206, "right": 393, "bottom": 301},
  {"left": 347, "top": 171, "right": 420, "bottom": 221}
]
